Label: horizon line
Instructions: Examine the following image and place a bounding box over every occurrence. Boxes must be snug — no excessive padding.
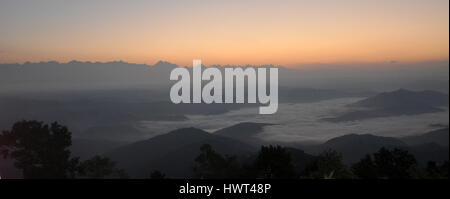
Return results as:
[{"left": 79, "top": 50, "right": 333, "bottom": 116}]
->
[{"left": 0, "top": 59, "right": 449, "bottom": 68}]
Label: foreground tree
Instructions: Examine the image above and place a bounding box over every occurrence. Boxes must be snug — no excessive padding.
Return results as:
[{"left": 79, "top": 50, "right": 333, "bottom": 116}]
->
[
  {"left": 352, "top": 147, "right": 417, "bottom": 179},
  {"left": 252, "top": 145, "right": 296, "bottom": 179},
  {"left": 302, "top": 149, "right": 353, "bottom": 179},
  {"left": 0, "top": 121, "right": 78, "bottom": 178},
  {"left": 193, "top": 144, "right": 240, "bottom": 178},
  {"left": 352, "top": 155, "right": 377, "bottom": 179},
  {"left": 425, "top": 161, "right": 449, "bottom": 179},
  {"left": 0, "top": 120, "right": 127, "bottom": 179},
  {"left": 373, "top": 148, "right": 417, "bottom": 179},
  {"left": 149, "top": 170, "right": 166, "bottom": 179},
  {"left": 77, "top": 155, "right": 128, "bottom": 179}
]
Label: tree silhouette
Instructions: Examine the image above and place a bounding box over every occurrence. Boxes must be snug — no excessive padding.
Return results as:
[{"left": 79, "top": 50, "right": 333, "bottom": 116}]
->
[
  {"left": 252, "top": 145, "right": 296, "bottom": 179},
  {"left": 373, "top": 147, "right": 416, "bottom": 179},
  {"left": 352, "top": 154, "right": 377, "bottom": 179},
  {"left": 302, "top": 149, "right": 353, "bottom": 179},
  {"left": 193, "top": 144, "right": 240, "bottom": 179},
  {"left": 352, "top": 147, "right": 418, "bottom": 179},
  {"left": 150, "top": 170, "right": 166, "bottom": 179},
  {"left": 0, "top": 120, "right": 127, "bottom": 179},
  {"left": 0, "top": 120, "right": 78, "bottom": 178},
  {"left": 77, "top": 155, "right": 128, "bottom": 179},
  {"left": 424, "top": 161, "right": 448, "bottom": 179}
]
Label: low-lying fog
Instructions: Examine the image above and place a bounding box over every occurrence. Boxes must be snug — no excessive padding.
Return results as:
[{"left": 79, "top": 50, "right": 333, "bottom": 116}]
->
[{"left": 138, "top": 97, "right": 449, "bottom": 143}]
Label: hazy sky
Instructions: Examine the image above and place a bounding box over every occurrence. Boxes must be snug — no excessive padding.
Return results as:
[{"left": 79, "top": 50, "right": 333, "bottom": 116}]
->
[{"left": 0, "top": 0, "right": 448, "bottom": 67}]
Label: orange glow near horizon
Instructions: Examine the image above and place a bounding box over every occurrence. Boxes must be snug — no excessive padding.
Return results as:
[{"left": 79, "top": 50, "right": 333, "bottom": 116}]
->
[{"left": 0, "top": 0, "right": 448, "bottom": 67}]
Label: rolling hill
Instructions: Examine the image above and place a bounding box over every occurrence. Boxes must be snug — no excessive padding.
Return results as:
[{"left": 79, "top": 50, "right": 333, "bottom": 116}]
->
[
  {"left": 105, "top": 127, "right": 256, "bottom": 178},
  {"left": 303, "top": 129, "right": 449, "bottom": 164},
  {"left": 401, "top": 128, "right": 449, "bottom": 147}
]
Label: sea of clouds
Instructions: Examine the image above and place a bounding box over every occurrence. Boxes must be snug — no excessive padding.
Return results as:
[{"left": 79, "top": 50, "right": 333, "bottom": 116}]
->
[{"left": 138, "top": 97, "right": 449, "bottom": 143}]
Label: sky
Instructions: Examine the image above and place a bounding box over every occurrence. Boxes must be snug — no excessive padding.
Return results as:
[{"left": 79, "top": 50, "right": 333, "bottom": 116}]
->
[{"left": 0, "top": 0, "right": 448, "bottom": 67}]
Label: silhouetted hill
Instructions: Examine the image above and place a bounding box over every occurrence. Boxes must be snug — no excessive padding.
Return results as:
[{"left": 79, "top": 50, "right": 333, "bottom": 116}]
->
[
  {"left": 82, "top": 124, "right": 145, "bottom": 142},
  {"left": 304, "top": 132, "right": 449, "bottom": 164},
  {"left": 407, "top": 143, "right": 449, "bottom": 165},
  {"left": 314, "top": 134, "right": 407, "bottom": 163},
  {"left": 401, "top": 128, "right": 449, "bottom": 147},
  {"left": 278, "top": 87, "right": 373, "bottom": 103},
  {"left": 0, "top": 90, "right": 254, "bottom": 141},
  {"left": 214, "top": 122, "right": 274, "bottom": 146},
  {"left": 70, "top": 138, "right": 127, "bottom": 160},
  {"left": 352, "top": 89, "right": 448, "bottom": 109},
  {"left": 324, "top": 89, "right": 448, "bottom": 122},
  {"left": 105, "top": 127, "right": 256, "bottom": 178}
]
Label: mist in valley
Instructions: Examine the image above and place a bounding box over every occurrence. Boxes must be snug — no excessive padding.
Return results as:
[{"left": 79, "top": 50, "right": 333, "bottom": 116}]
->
[{"left": 0, "top": 60, "right": 448, "bottom": 178}]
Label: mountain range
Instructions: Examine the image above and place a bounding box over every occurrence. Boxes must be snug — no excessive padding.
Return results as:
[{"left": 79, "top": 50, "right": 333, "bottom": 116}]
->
[
  {"left": 323, "top": 89, "right": 449, "bottom": 122},
  {"left": 2, "top": 122, "right": 447, "bottom": 178},
  {"left": 99, "top": 122, "right": 449, "bottom": 178},
  {"left": 105, "top": 127, "right": 255, "bottom": 178}
]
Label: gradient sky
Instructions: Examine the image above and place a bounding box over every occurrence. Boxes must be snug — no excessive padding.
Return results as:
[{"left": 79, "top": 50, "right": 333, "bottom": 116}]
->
[{"left": 0, "top": 0, "right": 448, "bottom": 67}]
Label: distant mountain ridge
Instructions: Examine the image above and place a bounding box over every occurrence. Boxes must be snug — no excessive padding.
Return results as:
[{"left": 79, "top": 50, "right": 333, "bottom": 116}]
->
[
  {"left": 211, "top": 122, "right": 449, "bottom": 165},
  {"left": 0, "top": 60, "right": 178, "bottom": 92},
  {"left": 401, "top": 128, "right": 449, "bottom": 147},
  {"left": 102, "top": 123, "right": 449, "bottom": 178},
  {"left": 310, "top": 134, "right": 408, "bottom": 163},
  {"left": 352, "top": 89, "right": 448, "bottom": 109},
  {"left": 324, "top": 89, "right": 449, "bottom": 122},
  {"left": 302, "top": 128, "right": 449, "bottom": 164}
]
